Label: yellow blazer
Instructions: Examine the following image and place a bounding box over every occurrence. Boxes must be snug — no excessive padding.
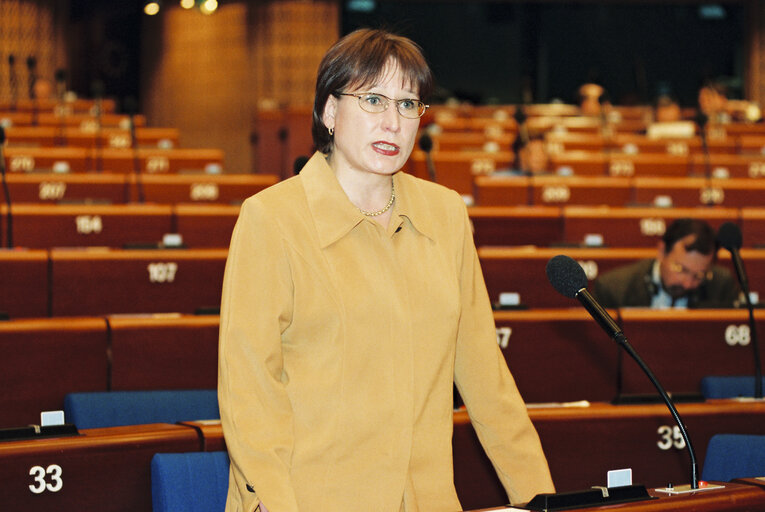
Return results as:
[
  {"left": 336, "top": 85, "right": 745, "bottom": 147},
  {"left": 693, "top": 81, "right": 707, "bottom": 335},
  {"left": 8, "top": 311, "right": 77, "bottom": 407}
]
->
[{"left": 218, "top": 152, "right": 554, "bottom": 512}]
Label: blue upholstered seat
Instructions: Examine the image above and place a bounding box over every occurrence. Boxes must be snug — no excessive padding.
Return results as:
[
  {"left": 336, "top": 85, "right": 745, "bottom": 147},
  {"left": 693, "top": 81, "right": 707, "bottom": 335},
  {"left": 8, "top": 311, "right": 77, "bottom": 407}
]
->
[
  {"left": 63, "top": 389, "right": 219, "bottom": 429},
  {"left": 700, "top": 376, "right": 765, "bottom": 399},
  {"left": 151, "top": 451, "right": 229, "bottom": 512},
  {"left": 701, "top": 434, "right": 765, "bottom": 482}
]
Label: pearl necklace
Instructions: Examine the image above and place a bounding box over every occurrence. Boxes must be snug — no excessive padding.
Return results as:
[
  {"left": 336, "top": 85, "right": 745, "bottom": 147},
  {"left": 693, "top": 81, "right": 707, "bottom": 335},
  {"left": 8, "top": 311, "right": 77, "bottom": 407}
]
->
[{"left": 358, "top": 182, "right": 395, "bottom": 217}]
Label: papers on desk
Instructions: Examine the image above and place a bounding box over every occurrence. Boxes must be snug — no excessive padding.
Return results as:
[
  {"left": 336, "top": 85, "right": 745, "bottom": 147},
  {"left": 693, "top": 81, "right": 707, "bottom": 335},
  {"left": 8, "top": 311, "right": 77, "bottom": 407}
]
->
[{"left": 526, "top": 400, "right": 591, "bottom": 409}]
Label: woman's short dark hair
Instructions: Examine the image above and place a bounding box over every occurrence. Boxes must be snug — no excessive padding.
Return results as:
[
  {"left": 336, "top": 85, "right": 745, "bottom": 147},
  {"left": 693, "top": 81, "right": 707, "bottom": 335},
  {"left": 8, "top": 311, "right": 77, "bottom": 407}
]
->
[{"left": 312, "top": 28, "right": 433, "bottom": 154}]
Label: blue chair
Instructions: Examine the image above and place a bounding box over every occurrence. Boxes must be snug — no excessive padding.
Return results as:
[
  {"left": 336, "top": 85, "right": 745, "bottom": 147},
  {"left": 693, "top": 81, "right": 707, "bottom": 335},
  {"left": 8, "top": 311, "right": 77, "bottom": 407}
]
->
[
  {"left": 63, "top": 389, "right": 219, "bottom": 429},
  {"left": 701, "top": 434, "right": 765, "bottom": 482},
  {"left": 700, "top": 376, "right": 765, "bottom": 399},
  {"left": 152, "top": 451, "right": 229, "bottom": 512}
]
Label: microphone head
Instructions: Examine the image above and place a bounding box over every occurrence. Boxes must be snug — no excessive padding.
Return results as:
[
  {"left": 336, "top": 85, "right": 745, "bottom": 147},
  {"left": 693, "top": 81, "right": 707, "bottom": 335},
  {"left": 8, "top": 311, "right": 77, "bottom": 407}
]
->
[
  {"left": 695, "top": 110, "right": 709, "bottom": 129},
  {"left": 717, "top": 222, "right": 742, "bottom": 251},
  {"left": 0, "top": 125, "right": 5, "bottom": 145},
  {"left": 513, "top": 106, "right": 527, "bottom": 125},
  {"left": 546, "top": 254, "right": 588, "bottom": 299},
  {"left": 418, "top": 133, "right": 433, "bottom": 153},
  {"left": 26, "top": 56, "right": 37, "bottom": 71},
  {"left": 8, "top": 54, "right": 15, "bottom": 66}
]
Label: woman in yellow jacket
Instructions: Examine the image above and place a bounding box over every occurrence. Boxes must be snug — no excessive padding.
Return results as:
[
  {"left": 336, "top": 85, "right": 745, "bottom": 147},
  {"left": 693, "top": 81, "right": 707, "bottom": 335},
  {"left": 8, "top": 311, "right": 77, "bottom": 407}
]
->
[{"left": 218, "top": 28, "right": 554, "bottom": 512}]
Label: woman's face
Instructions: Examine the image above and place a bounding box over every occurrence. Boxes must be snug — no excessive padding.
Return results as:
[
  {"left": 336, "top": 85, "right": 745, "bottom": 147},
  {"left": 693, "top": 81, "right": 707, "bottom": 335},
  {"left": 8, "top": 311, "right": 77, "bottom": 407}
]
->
[{"left": 323, "top": 60, "right": 421, "bottom": 178}]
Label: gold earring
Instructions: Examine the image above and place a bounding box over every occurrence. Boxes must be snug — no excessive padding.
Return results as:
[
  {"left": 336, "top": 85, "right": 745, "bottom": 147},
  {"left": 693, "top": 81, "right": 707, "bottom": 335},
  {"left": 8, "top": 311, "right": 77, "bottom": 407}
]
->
[{"left": 328, "top": 127, "right": 334, "bottom": 136}]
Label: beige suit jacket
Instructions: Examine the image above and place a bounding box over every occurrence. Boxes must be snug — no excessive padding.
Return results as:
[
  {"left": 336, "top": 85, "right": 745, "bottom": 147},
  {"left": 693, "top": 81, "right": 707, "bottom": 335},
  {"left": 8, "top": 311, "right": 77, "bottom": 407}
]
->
[{"left": 218, "top": 152, "right": 553, "bottom": 512}]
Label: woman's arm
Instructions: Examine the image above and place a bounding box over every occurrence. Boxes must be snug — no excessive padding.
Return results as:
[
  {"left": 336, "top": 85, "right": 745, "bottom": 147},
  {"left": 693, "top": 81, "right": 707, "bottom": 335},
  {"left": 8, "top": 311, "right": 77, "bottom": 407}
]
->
[{"left": 218, "top": 198, "right": 300, "bottom": 512}]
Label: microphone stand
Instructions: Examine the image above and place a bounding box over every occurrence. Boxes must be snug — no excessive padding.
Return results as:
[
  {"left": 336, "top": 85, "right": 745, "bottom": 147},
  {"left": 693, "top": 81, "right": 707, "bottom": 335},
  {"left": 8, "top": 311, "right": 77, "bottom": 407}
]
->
[
  {"left": 8, "top": 55, "right": 18, "bottom": 112},
  {"left": 728, "top": 247, "right": 762, "bottom": 398},
  {"left": 696, "top": 111, "right": 715, "bottom": 206},
  {"left": 0, "top": 128, "right": 13, "bottom": 248}
]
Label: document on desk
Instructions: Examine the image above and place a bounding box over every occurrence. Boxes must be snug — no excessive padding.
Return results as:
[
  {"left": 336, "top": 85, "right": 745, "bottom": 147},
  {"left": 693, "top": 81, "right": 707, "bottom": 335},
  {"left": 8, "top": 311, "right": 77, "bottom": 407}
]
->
[{"left": 526, "top": 400, "right": 591, "bottom": 409}]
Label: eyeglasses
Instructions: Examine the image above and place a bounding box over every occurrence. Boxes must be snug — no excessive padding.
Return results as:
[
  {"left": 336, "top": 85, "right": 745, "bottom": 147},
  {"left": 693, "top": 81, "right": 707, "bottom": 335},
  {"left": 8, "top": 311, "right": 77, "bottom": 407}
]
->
[
  {"left": 668, "top": 261, "right": 712, "bottom": 282},
  {"left": 335, "top": 92, "right": 429, "bottom": 119}
]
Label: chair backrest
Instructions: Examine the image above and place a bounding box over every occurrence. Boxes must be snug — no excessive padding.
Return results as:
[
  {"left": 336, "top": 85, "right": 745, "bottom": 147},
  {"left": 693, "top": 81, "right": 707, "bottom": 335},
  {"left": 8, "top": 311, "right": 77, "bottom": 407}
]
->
[
  {"left": 151, "top": 451, "right": 229, "bottom": 512},
  {"left": 700, "top": 376, "right": 765, "bottom": 399},
  {"left": 701, "top": 433, "right": 765, "bottom": 482},
  {"left": 63, "top": 389, "right": 219, "bottom": 429}
]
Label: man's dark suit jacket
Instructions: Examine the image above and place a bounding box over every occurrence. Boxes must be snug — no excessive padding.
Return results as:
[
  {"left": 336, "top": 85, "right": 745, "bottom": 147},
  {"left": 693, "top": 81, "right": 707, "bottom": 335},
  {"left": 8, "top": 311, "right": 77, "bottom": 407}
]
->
[{"left": 591, "top": 258, "right": 741, "bottom": 308}]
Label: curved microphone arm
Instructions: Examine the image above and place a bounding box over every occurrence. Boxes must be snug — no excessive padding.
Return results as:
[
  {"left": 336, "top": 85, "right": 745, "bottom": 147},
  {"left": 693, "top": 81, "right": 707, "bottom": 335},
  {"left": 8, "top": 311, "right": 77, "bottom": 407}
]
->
[{"left": 613, "top": 332, "right": 699, "bottom": 489}]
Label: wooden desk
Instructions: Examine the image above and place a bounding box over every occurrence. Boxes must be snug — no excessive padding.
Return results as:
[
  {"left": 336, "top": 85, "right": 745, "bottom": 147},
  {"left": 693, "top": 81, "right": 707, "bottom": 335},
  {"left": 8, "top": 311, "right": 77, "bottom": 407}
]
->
[
  {"left": 0, "top": 248, "right": 49, "bottom": 318},
  {"left": 0, "top": 423, "right": 200, "bottom": 512},
  {"left": 689, "top": 153, "right": 765, "bottom": 179},
  {"left": 108, "top": 314, "right": 220, "bottom": 391},
  {"left": 94, "top": 148, "right": 225, "bottom": 174},
  {"left": 134, "top": 173, "right": 276, "bottom": 204},
  {"left": 4, "top": 147, "right": 89, "bottom": 173},
  {"left": 4, "top": 126, "right": 179, "bottom": 149},
  {"left": 10, "top": 203, "right": 173, "bottom": 248},
  {"left": 472, "top": 176, "right": 531, "bottom": 206},
  {"left": 469, "top": 482, "right": 765, "bottom": 511},
  {"left": 469, "top": 206, "right": 564, "bottom": 247},
  {"left": 478, "top": 246, "right": 658, "bottom": 307},
  {"left": 173, "top": 204, "right": 241, "bottom": 248},
  {"left": 49, "top": 248, "right": 227, "bottom": 316},
  {"left": 633, "top": 177, "right": 765, "bottom": 208},
  {"left": 561, "top": 206, "right": 739, "bottom": 247},
  {"left": 0, "top": 317, "right": 108, "bottom": 426},
  {"left": 6, "top": 173, "right": 130, "bottom": 204},
  {"left": 455, "top": 401, "right": 765, "bottom": 509},
  {"left": 409, "top": 150, "right": 514, "bottom": 196},
  {"left": 184, "top": 401, "right": 765, "bottom": 511}
]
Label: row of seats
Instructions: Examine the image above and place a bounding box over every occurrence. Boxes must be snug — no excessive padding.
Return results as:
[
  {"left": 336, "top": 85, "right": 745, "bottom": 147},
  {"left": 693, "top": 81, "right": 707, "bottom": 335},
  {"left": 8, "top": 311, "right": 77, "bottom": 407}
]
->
[
  {"left": 1, "top": 110, "right": 146, "bottom": 128},
  {"left": 3, "top": 398, "right": 765, "bottom": 511},
  {"left": 473, "top": 175, "right": 765, "bottom": 208},
  {"left": 2, "top": 310, "right": 762, "bottom": 425},
  {"left": 0, "top": 248, "right": 227, "bottom": 318},
  {"left": 428, "top": 131, "right": 765, "bottom": 156},
  {"left": 1, "top": 204, "right": 764, "bottom": 250},
  {"left": 4, "top": 172, "right": 276, "bottom": 204},
  {"left": 2, "top": 244, "right": 763, "bottom": 317},
  {"left": 4, "top": 125, "right": 181, "bottom": 149},
  {"left": 407, "top": 150, "right": 765, "bottom": 195},
  {"left": 3, "top": 146, "right": 225, "bottom": 173},
  {"left": 1, "top": 97, "right": 118, "bottom": 114}
]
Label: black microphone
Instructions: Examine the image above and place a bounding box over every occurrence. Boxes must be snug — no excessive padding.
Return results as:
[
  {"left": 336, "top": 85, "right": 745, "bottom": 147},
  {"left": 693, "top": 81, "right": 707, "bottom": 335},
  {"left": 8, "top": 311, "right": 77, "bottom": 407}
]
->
[
  {"left": 717, "top": 222, "right": 762, "bottom": 398},
  {"left": 293, "top": 155, "right": 309, "bottom": 175},
  {"left": 8, "top": 55, "right": 18, "bottom": 111},
  {"left": 0, "top": 126, "right": 13, "bottom": 248},
  {"left": 418, "top": 133, "right": 437, "bottom": 182},
  {"left": 91, "top": 80, "right": 105, "bottom": 172},
  {"left": 546, "top": 254, "right": 699, "bottom": 489}
]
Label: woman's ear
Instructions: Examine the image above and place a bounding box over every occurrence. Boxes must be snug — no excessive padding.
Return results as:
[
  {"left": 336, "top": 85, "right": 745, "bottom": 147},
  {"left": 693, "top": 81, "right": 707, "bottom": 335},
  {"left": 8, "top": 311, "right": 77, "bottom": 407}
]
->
[{"left": 322, "top": 95, "right": 337, "bottom": 132}]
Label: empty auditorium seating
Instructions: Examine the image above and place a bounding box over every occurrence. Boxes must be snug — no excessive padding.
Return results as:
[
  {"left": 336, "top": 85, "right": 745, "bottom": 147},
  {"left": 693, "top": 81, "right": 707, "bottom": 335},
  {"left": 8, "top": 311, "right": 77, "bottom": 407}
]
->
[
  {"left": 4, "top": 126, "right": 180, "bottom": 149},
  {"left": 0, "top": 249, "right": 49, "bottom": 318},
  {"left": 700, "top": 376, "right": 765, "bottom": 399}
]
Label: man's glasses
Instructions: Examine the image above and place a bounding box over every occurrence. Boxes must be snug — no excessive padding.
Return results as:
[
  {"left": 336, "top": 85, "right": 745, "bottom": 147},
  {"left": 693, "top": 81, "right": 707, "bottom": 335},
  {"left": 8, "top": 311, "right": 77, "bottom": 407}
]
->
[
  {"left": 335, "top": 92, "right": 429, "bottom": 119},
  {"left": 668, "top": 261, "right": 712, "bottom": 282}
]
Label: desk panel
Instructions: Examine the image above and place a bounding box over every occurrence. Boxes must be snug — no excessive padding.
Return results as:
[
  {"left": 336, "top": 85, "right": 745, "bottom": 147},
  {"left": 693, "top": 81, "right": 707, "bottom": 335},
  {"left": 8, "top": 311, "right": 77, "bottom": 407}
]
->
[
  {"left": 95, "top": 148, "right": 225, "bottom": 174},
  {"left": 135, "top": 174, "right": 276, "bottom": 204},
  {"left": 562, "top": 206, "right": 739, "bottom": 247},
  {"left": 4, "top": 147, "right": 88, "bottom": 173},
  {"left": 173, "top": 204, "right": 241, "bottom": 248},
  {"left": 0, "top": 317, "right": 108, "bottom": 426},
  {"left": 11, "top": 204, "right": 173, "bottom": 248},
  {"left": 618, "top": 309, "right": 765, "bottom": 396},
  {"left": 50, "top": 248, "right": 227, "bottom": 316},
  {"left": 472, "top": 176, "right": 531, "bottom": 206},
  {"left": 469, "top": 206, "right": 564, "bottom": 247},
  {"left": 7, "top": 173, "right": 129, "bottom": 203},
  {"left": 494, "top": 310, "right": 618, "bottom": 403},
  {"left": 409, "top": 150, "right": 514, "bottom": 196},
  {"left": 0, "top": 423, "right": 199, "bottom": 512},
  {"left": 109, "top": 315, "right": 219, "bottom": 390},
  {"left": 186, "top": 402, "right": 765, "bottom": 512},
  {"left": 0, "top": 248, "right": 49, "bottom": 318},
  {"left": 479, "top": 246, "right": 657, "bottom": 308},
  {"left": 455, "top": 401, "right": 765, "bottom": 510}
]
